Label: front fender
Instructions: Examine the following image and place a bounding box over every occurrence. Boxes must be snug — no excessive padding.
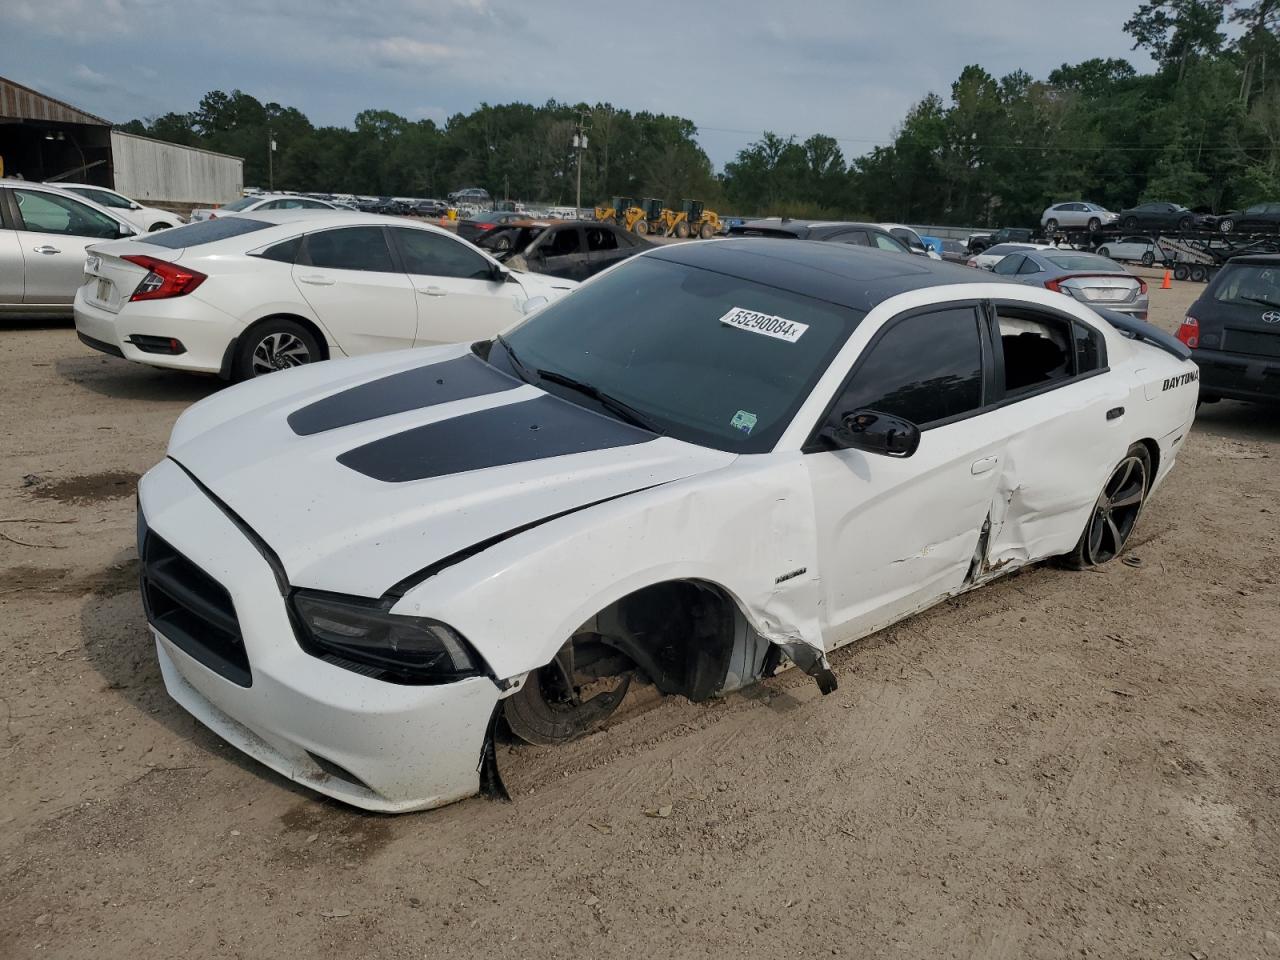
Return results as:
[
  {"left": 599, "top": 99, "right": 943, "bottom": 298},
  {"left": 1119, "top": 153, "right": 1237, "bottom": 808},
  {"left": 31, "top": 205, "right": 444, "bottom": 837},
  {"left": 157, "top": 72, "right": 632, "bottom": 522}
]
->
[{"left": 392, "top": 453, "right": 824, "bottom": 680}]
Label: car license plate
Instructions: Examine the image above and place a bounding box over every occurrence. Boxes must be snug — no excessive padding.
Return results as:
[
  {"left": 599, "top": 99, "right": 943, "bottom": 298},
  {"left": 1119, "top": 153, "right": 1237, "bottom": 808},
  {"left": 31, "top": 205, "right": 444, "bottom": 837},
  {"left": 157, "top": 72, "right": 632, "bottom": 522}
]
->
[{"left": 96, "top": 278, "right": 111, "bottom": 302}]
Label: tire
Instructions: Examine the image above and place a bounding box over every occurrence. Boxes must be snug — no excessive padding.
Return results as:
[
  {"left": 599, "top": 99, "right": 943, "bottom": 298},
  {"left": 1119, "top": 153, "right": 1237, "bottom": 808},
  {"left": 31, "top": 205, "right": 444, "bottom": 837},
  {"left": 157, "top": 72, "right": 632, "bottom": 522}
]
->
[
  {"left": 503, "top": 643, "right": 632, "bottom": 746},
  {"left": 1087, "top": 217, "right": 1102, "bottom": 232},
  {"left": 1045, "top": 218, "right": 1059, "bottom": 234},
  {"left": 1177, "top": 215, "right": 1193, "bottom": 232},
  {"left": 148, "top": 222, "right": 173, "bottom": 232},
  {"left": 1097, "top": 246, "right": 1110, "bottom": 258},
  {"left": 233, "top": 318, "right": 322, "bottom": 381},
  {"left": 1122, "top": 216, "right": 1138, "bottom": 231},
  {"left": 1141, "top": 251, "right": 1155, "bottom": 267},
  {"left": 699, "top": 222, "right": 715, "bottom": 239},
  {"left": 633, "top": 219, "right": 648, "bottom": 236},
  {"left": 1220, "top": 218, "right": 1235, "bottom": 234},
  {"left": 674, "top": 221, "right": 690, "bottom": 239},
  {"left": 1173, "top": 264, "right": 1190, "bottom": 282},
  {"left": 1190, "top": 264, "right": 1207, "bottom": 282},
  {"left": 1061, "top": 444, "right": 1151, "bottom": 570}
]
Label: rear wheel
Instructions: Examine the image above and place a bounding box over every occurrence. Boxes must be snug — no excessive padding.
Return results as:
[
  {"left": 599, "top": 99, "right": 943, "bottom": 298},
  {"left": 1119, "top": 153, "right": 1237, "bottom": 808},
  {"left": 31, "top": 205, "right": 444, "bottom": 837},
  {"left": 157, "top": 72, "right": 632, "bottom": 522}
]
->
[
  {"left": 633, "top": 219, "right": 648, "bottom": 236},
  {"left": 1141, "top": 251, "right": 1155, "bottom": 267},
  {"left": 1220, "top": 218, "right": 1235, "bottom": 234},
  {"left": 1062, "top": 444, "right": 1150, "bottom": 569},
  {"left": 674, "top": 220, "right": 690, "bottom": 239},
  {"left": 1123, "top": 216, "right": 1139, "bottom": 231},
  {"left": 149, "top": 222, "right": 173, "bottom": 232},
  {"left": 1190, "top": 264, "right": 1208, "bottom": 282},
  {"left": 1097, "top": 246, "right": 1111, "bottom": 258},
  {"left": 233, "top": 318, "right": 322, "bottom": 381},
  {"left": 699, "top": 222, "right": 715, "bottom": 239},
  {"left": 1173, "top": 264, "right": 1190, "bottom": 281},
  {"left": 1177, "top": 215, "right": 1193, "bottom": 232}
]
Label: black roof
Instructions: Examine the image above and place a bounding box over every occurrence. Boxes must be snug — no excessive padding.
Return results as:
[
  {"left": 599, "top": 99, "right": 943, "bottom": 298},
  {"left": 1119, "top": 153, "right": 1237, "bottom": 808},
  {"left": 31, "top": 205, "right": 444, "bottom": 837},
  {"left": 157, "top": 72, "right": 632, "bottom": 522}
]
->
[
  {"left": 648, "top": 238, "right": 1011, "bottom": 312},
  {"left": 728, "top": 218, "right": 893, "bottom": 241},
  {"left": 1218, "top": 253, "right": 1280, "bottom": 266}
]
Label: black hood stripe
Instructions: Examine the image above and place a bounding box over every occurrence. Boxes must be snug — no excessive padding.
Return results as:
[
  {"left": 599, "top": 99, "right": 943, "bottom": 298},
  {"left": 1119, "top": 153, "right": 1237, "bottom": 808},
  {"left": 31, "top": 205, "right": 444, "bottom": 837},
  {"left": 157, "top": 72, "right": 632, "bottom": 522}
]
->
[
  {"left": 288, "top": 353, "right": 519, "bottom": 437},
  {"left": 338, "top": 393, "right": 656, "bottom": 483}
]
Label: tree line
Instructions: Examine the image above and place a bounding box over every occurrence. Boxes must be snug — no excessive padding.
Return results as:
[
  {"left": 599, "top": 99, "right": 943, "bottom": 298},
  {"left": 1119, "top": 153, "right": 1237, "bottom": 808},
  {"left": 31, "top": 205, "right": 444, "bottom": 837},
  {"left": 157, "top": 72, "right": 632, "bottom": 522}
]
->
[{"left": 122, "top": 1, "right": 1280, "bottom": 226}]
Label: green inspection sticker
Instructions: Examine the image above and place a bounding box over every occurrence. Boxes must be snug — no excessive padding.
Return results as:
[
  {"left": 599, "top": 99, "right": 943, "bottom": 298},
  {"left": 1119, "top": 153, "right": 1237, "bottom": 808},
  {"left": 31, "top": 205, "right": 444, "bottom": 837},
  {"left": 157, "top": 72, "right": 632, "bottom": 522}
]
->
[{"left": 730, "top": 410, "right": 758, "bottom": 434}]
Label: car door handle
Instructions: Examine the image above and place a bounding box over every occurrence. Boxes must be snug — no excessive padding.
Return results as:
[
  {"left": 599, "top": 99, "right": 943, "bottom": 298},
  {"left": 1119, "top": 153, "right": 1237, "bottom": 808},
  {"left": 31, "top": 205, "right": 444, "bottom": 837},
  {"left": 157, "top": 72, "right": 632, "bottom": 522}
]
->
[
  {"left": 418, "top": 286, "right": 448, "bottom": 296},
  {"left": 33, "top": 245, "right": 61, "bottom": 255},
  {"left": 971, "top": 456, "right": 998, "bottom": 475},
  {"left": 297, "top": 274, "right": 335, "bottom": 286}
]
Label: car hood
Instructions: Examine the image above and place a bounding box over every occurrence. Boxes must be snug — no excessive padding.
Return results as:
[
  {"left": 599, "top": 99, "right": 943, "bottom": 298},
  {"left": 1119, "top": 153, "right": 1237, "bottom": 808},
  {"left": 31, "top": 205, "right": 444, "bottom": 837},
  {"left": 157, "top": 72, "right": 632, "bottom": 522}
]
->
[{"left": 166, "top": 345, "right": 734, "bottom": 597}]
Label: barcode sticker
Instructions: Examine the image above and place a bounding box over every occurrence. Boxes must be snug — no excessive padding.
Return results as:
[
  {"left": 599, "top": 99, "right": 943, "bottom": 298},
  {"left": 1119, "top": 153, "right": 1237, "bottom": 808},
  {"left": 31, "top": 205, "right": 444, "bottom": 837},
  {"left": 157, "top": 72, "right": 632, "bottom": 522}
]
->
[{"left": 718, "top": 306, "right": 808, "bottom": 343}]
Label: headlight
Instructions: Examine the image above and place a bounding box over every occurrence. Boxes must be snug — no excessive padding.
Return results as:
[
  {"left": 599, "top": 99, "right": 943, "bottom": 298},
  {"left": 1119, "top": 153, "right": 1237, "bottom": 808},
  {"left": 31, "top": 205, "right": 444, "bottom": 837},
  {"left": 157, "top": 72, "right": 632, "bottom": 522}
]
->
[{"left": 291, "top": 591, "right": 484, "bottom": 684}]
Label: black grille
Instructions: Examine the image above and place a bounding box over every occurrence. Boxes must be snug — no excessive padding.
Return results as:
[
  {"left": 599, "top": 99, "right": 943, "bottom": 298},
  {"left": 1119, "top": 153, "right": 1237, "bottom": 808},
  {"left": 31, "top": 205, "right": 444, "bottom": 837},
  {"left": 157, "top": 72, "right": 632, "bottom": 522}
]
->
[{"left": 141, "top": 532, "right": 252, "bottom": 687}]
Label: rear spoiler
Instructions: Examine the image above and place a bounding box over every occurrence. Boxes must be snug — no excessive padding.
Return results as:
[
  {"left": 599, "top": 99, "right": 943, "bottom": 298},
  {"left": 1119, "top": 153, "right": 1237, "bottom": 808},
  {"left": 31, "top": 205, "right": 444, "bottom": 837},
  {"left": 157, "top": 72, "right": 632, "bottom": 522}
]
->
[{"left": 1093, "top": 307, "right": 1192, "bottom": 361}]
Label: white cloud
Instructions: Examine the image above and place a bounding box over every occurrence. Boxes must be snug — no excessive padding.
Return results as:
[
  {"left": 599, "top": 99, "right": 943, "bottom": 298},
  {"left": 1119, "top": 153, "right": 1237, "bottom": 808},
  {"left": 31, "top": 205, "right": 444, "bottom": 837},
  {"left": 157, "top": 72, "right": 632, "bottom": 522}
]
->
[{"left": 369, "top": 37, "right": 457, "bottom": 68}]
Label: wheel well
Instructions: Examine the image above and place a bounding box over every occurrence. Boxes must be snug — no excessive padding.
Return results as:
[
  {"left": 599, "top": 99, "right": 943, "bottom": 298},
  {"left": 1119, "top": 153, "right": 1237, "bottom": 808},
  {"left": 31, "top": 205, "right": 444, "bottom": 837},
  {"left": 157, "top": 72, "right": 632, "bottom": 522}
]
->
[
  {"left": 1137, "top": 437, "right": 1160, "bottom": 488},
  {"left": 238, "top": 313, "right": 331, "bottom": 362},
  {"left": 582, "top": 579, "right": 741, "bottom": 703}
]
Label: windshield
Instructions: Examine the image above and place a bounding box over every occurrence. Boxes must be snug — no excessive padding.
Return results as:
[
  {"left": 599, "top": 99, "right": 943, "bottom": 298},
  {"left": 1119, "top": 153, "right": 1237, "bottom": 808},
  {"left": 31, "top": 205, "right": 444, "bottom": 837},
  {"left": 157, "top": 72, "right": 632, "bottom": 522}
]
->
[
  {"left": 1046, "top": 254, "right": 1124, "bottom": 272},
  {"left": 490, "top": 255, "right": 865, "bottom": 453},
  {"left": 478, "top": 226, "right": 543, "bottom": 260},
  {"left": 1212, "top": 264, "right": 1280, "bottom": 308}
]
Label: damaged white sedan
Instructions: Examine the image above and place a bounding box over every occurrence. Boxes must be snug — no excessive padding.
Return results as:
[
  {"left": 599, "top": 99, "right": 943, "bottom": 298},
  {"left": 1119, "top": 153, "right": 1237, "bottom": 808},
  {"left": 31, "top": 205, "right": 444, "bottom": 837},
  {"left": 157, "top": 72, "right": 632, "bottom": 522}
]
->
[{"left": 137, "top": 239, "right": 1199, "bottom": 812}]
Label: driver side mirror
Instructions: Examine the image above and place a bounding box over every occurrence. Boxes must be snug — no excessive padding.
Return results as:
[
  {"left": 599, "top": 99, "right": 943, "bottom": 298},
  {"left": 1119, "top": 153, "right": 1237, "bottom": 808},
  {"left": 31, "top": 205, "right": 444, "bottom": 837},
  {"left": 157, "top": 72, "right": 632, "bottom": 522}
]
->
[
  {"left": 823, "top": 409, "right": 920, "bottom": 457},
  {"left": 116, "top": 222, "right": 137, "bottom": 238}
]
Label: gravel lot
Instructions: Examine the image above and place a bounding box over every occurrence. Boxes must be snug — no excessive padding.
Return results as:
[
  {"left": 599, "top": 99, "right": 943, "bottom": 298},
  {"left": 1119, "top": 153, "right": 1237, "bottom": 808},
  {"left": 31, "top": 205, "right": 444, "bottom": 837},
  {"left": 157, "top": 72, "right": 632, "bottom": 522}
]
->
[{"left": 2, "top": 273, "right": 1278, "bottom": 960}]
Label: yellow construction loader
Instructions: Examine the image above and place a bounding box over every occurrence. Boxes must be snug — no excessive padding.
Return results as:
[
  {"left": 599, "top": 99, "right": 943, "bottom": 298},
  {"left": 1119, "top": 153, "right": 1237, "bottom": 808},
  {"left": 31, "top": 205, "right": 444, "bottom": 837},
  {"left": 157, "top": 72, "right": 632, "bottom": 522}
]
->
[{"left": 594, "top": 197, "right": 647, "bottom": 233}]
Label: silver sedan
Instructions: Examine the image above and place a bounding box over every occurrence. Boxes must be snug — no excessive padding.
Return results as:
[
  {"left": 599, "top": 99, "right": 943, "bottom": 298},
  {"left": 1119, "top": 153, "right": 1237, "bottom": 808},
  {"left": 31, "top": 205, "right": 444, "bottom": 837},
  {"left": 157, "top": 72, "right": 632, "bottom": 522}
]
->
[{"left": 991, "top": 248, "right": 1148, "bottom": 319}]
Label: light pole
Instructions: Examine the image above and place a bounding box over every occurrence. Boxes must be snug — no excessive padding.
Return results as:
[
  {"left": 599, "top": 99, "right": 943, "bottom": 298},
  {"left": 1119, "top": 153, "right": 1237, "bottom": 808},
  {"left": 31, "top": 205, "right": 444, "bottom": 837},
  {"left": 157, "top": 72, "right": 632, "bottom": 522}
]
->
[
  {"left": 572, "top": 111, "right": 589, "bottom": 216},
  {"left": 268, "top": 130, "right": 276, "bottom": 191}
]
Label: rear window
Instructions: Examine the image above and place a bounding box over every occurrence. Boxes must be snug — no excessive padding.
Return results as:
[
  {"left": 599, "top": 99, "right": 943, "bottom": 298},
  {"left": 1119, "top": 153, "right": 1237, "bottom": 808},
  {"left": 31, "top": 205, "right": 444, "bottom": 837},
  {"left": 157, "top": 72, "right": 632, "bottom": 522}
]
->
[
  {"left": 1045, "top": 254, "right": 1124, "bottom": 272},
  {"left": 221, "top": 196, "right": 261, "bottom": 212},
  {"left": 1212, "top": 264, "right": 1280, "bottom": 308},
  {"left": 142, "top": 217, "right": 272, "bottom": 249}
]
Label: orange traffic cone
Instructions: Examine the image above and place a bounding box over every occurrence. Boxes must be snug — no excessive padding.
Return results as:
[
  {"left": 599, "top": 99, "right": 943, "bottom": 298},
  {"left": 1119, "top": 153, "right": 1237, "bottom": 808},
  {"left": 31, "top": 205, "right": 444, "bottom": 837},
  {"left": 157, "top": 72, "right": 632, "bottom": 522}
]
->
[{"left": 1161, "top": 269, "right": 1172, "bottom": 290}]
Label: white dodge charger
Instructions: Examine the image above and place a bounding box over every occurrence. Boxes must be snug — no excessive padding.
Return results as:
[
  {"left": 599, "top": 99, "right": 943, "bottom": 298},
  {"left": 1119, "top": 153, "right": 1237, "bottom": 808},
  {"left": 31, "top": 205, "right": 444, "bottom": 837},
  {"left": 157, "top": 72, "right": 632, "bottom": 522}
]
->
[
  {"left": 74, "top": 211, "right": 574, "bottom": 380},
  {"left": 136, "top": 239, "right": 1199, "bottom": 812}
]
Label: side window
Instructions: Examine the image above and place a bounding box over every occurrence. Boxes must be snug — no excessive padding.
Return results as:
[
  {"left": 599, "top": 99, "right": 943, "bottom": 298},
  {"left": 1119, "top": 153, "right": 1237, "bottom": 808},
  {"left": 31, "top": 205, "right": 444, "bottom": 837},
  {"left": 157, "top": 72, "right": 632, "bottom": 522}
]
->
[
  {"left": 829, "top": 230, "right": 869, "bottom": 246},
  {"left": 391, "top": 227, "right": 492, "bottom": 280},
  {"left": 298, "top": 199, "right": 331, "bottom": 209},
  {"left": 1016, "top": 257, "right": 1041, "bottom": 275},
  {"left": 303, "top": 226, "right": 395, "bottom": 272},
  {"left": 994, "top": 305, "right": 1079, "bottom": 394},
  {"left": 993, "top": 255, "right": 1023, "bottom": 275},
  {"left": 830, "top": 307, "right": 984, "bottom": 428},
  {"left": 1073, "top": 320, "right": 1105, "bottom": 374},
  {"left": 14, "top": 189, "right": 120, "bottom": 239},
  {"left": 585, "top": 227, "right": 619, "bottom": 252},
  {"left": 872, "top": 233, "right": 908, "bottom": 253},
  {"left": 254, "top": 235, "right": 303, "bottom": 263},
  {"left": 545, "top": 227, "right": 582, "bottom": 256}
]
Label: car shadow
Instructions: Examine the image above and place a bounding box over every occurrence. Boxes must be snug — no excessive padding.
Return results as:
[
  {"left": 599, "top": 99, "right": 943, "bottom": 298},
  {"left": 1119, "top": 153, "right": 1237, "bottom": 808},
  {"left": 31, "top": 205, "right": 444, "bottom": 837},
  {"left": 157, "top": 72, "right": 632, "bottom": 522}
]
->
[
  {"left": 55, "top": 353, "right": 224, "bottom": 403},
  {"left": 77, "top": 550, "right": 319, "bottom": 804},
  {"left": 1192, "top": 399, "right": 1280, "bottom": 444}
]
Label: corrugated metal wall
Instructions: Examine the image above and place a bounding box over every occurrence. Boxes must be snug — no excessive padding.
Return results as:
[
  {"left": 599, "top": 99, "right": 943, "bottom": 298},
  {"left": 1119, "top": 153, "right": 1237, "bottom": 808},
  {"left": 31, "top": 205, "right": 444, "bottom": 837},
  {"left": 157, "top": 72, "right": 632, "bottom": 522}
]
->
[{"left": 110, "top": 131, "right": 243, "bottom": 211}]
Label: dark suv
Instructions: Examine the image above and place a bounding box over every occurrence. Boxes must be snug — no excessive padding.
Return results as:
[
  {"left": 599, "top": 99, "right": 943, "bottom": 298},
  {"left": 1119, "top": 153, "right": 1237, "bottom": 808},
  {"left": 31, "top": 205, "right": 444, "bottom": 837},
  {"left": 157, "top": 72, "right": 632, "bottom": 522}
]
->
[
  {"left": 1181, "top": 254, "right": 1280, "bottom": 404},
  {"left": 968, "top": 227, "right": 1034, "bottom": 254}
]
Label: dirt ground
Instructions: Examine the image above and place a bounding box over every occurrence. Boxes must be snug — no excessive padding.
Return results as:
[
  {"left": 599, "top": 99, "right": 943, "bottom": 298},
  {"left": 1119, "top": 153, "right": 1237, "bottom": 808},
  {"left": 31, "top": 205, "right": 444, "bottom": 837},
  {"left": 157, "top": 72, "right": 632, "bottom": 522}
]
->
[{"left": 2, "top": 274, "right": 1278, "bottom": 960}]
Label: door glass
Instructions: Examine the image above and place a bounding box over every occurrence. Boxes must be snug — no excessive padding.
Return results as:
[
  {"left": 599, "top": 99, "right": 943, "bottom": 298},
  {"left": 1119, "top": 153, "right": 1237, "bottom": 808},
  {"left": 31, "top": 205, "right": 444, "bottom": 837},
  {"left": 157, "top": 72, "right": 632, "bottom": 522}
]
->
[
  {"left": 1016, "top": 257, "right": 1041, "bottom": 275},
  {"left": 545, "top": 227, "right": 582, "bottom": 256},
  {"left": 993, "top": 306, "right": 1075, "bottom": 394},
  {"left": 14, "top": 189, "right": 120, "bottom": 239},
  {"left": 832, "top": 307, "right": 984, "bottom": 427},
  {"left": 304, "top": 226, "right": 395, "bottom": 272},
  {"left": 872, "top": 233, "right": 908, "bottom": 253},
  {"left": 993, "top": 255, "right": 1022, "bottom": 275},
  {"left": 585, "top": 227, "right": 619, "bottom": 252},
  {"left": 830, "top": 230, "right": 868, "bottom": 245},
  {"left": 392, "top": 227, "right": 492, "bottom": 279}
]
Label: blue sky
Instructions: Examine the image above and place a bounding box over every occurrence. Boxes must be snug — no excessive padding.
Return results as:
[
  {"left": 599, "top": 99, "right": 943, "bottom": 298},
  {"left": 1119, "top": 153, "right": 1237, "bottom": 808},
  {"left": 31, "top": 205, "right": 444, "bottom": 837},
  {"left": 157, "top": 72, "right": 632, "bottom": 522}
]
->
[{"left": 6, "top": 0, "right": 1154, "bottom": 169}]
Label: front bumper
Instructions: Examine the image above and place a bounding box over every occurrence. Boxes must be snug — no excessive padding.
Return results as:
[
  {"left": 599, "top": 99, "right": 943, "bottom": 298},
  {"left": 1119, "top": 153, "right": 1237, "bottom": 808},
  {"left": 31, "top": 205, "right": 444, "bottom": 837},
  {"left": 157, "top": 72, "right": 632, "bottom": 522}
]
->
[
  {"left": 1193, "top": 346, "right": 1280, "bottom": 403},
  {"left": 74, "top": 287, "right": 234, "bottom": 375},
  {"left": 139, "top": 458, "right": 501, "bottom": 812}
]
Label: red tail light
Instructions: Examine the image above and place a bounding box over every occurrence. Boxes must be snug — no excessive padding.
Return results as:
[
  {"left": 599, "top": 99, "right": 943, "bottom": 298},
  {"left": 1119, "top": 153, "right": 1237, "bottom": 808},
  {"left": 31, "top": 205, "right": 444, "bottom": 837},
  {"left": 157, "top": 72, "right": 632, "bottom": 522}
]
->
[
  {"left": 477, "top": 222, "right": 496, "bottom": 231},
  {"left": 1044, "top": 278, "right": 1063, "bottom": 292},
  {"left": 122, "top": 255, "right": 207, "bottom": 302},
  {"left": 1176, "top": 315, "right": 1199, "bottom": 349}
]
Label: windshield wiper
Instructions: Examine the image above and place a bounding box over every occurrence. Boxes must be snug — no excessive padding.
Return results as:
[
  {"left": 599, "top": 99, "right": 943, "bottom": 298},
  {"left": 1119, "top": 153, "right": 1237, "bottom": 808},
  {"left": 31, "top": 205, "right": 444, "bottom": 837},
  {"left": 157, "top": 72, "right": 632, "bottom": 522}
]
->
[
  {"left": 495, "top": 334, "right": 533, "bottom": 384},
  {"left": 1238, "top": 295, "right": 1280, "bottom": 309},
  {"left": 535, "top": 369, "right": 663, "bottom": 435}
]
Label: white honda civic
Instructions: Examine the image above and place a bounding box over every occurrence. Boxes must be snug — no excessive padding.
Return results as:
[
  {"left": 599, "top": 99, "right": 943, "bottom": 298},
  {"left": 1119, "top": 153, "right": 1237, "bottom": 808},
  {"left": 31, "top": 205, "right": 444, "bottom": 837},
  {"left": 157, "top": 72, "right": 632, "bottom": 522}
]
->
[
  {"left": 137, "top": 239, "right": 1199, "bottom": 812},
  {"left": 74, "top": 211, "right": 575, "bottom": 380}
]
